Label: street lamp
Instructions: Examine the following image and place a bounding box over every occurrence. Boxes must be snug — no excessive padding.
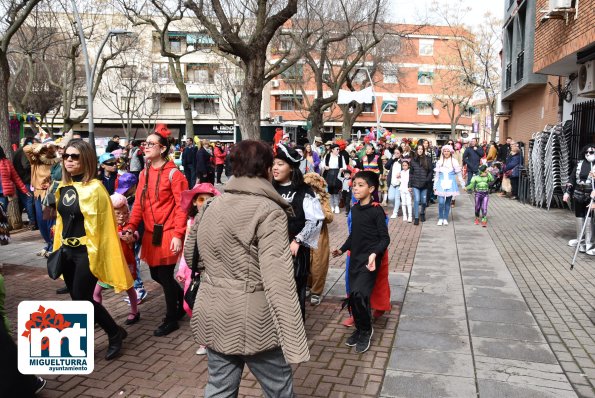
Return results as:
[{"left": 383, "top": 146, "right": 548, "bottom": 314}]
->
[{"left": 72, "top": 0, "right": 131, "bottom": 150}]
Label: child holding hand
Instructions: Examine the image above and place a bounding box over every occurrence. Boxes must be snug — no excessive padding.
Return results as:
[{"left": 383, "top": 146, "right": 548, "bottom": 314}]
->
[{"left": 332, "top": 171, "right": 390, "bottom": 353}]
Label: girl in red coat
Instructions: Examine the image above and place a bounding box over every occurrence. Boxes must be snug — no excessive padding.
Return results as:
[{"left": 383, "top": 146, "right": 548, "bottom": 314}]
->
[
  {"left": 124, "top": 125, "right": 189, "bottom": 337},
  {"left": 0, "top": 146, "right": 30, "bottom": 213}
]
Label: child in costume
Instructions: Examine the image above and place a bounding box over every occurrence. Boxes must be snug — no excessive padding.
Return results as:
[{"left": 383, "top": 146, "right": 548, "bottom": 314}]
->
[
  {"left": 399, "top": 160, "right": 413, "bottom": 222},
  {"left": 333, "top": 171, "right": 390, "bottom": 353},
  {"left": 466, "top": 164, "right": 494, "bottom": 227},
  {"left": 93, "top": 193, "right": 140, "bottom": 324},
  {"left": 176, "top": 182, "right": 221, "bottom": 354},
  {"left": 338, "top": 169, "right": 353, "bottom": 215}
]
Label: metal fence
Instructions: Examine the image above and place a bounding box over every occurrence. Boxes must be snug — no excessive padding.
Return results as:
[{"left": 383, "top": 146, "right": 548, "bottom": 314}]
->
[{"left": 570, "top": 99, "right": 595, "bottom": 163}]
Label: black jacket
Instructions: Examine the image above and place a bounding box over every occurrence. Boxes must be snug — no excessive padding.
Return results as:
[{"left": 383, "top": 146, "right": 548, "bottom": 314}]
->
[
  {"left": 195, "top": 147, "right": 213, "bottom": 175},
  {"left": 463, "top": 146, "right": 484, "bottom": 173},
  {"left": 408, "top": 157, "right": 433, "bottom": 189},
  {"left": 12, "top": 148, "right": 31, "bottom": 185},
  {"left": 182, "top": 146, "right": 197, "bottom": 168}
]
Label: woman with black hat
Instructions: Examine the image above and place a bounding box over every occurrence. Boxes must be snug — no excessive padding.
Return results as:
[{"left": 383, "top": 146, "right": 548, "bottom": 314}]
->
[
  {"left": 273, "top": 144, "right": 324, "bottom": 319},
  {"left": 321, "top": 144, "right": 348, "bottom": 214}
]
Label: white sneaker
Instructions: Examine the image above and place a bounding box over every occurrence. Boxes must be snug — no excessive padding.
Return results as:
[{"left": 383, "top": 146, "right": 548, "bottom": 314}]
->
[
  {"left": 437, "top": 219, "right": 443, "bottom": 226},
  {"left": 443, "top": 220, "right": 448, "bottom": 226},
  {"left": 407, "top": 217, "right": 412, "bottom": 223},
  {"left": 196, "top": 345, "right": 207, "bottom": 355},
  {"left": 390, "top": 213, "right": 397, "bottom": 219}
]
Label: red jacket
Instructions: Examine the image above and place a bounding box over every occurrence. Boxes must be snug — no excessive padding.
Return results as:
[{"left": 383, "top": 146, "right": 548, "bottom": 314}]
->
[
  {"left": 0, "top": 158, "right": 28, "bottom": 197},
  {"left": 126, "top": 161, "right": 189, "bottom": 266},
  {"left": 214, "top": 146, "right": 226, "bottom": 166}
]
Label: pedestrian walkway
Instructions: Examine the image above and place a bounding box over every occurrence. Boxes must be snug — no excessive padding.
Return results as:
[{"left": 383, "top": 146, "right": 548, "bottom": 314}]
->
[{"left": 381, "top": 194, "right": 577, "bottom": 397}]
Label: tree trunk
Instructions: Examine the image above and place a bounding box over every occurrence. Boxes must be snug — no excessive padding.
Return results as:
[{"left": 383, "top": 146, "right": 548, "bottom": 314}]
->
[
  {"left": 237, "top": 56, "right": 266, "bottom": 140},
  {"left": 0, "top": 50, "right": 12, "bottom": 158},
  {"left": 340, "top": 103, "right": 363, "bottom": 140},
  {"left": 307, "top": 100, "right": 325, "bottom": 143},
  {"left": 169, "top": 59, "right": 194, "bottom": 139}
]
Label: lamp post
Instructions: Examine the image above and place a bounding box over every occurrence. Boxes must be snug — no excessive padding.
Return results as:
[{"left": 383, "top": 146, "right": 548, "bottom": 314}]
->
[{"left": 71, "top": 0, "right": 131, "bottom": 150}]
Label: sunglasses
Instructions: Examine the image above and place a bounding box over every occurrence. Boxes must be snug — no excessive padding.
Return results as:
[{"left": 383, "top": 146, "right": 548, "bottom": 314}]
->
[
  {"left": 103, "top": 161, "right": 116, "bottom": 166},
  {"left": 588, "top": 151, "right": 595, "bottom": 155},
  {"left": 62, "top": 153, "right": 81, "bottom": 160}
]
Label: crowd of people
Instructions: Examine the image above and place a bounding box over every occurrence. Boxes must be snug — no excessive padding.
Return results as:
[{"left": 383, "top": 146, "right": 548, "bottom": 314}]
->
[{"left": 0, "top": 126, "right": 527, "bottom": 397}]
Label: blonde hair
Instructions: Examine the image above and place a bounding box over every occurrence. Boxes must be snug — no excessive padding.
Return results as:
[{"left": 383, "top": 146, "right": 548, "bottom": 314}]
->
[{"left": 62, "top": 139, "right": 97, "bottom": 184}]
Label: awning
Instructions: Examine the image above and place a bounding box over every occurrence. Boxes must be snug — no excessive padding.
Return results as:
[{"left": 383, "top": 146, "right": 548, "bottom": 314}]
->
[
  {"left": 187, "top": 33, "right": 215, "bottom": 45},
  {"left": 188, "top": 94, "right": 219, "bottom": 99},
  {"left": 167, "top": 32, "right": 186, "bottom": 38}
]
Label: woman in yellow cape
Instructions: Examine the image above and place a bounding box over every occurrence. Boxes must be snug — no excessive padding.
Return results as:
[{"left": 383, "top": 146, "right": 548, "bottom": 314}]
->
[{"left": 53, "top": 139, "right": 132, "bottom": 361}]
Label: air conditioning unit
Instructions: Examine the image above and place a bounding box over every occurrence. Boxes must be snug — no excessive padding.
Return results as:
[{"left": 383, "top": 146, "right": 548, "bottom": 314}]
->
[
  {"left": 577, "top": 61, "right": 595, "bottom": 97},
  {"left": 271, "top": 80, "right": 280, "bottom": 88},
  {"left": 549, "top": 0, "right": 573, "bottom": 9},
  {"left": 274, "top": 115, "right": 284, "bottom": 124}
]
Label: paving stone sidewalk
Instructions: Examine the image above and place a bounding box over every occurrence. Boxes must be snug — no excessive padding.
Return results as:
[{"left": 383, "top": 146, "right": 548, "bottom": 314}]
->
[{"left": 381, "top": 194, "right": 577, "bottom": 398}]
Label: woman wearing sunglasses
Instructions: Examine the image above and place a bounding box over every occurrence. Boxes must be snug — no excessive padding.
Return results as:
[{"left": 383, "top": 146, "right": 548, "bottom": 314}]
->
[
  {"left": 123, "top": 124, "right": 189, "bottom": 337},
  {"left": 54, "top": 139, "right": 134, "bottom": 360}
]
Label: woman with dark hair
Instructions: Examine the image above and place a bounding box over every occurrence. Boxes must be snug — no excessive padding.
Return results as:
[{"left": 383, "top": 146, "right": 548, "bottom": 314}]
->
[
  {"left": 0, "top": 146, "right": 30, "bottom": 213},
  {"left": 54, "top": 139, "right": 133, "bottom": 360},
  {"left": 124, "top": 124, "right": 189, "bottom": 337},
  {"left": 189, "top": 139, "right": 309, "bottom": 397},
  {"left": 272, "top": 144, "right": 324, "bottom": 319},
  {"left": 304, "top": 142, "right": 321, "bottom": 174},
  {"left": 321, "top": 144, "right": 348, "bottom": 213},
  {"left": 409, "top": 144, "right": 433, "bottom": 225},
  {"left": 564, "top": 143, "right": 595, "bottom": 255}
]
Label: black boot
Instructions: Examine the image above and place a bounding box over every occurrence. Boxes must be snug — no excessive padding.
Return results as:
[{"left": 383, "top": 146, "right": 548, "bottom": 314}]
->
[
  {"left": 154, "top": 319, "right": 179, "bottom": 337},
  {"left": 105, "top": 326, "right": 127, "bottom": 360},
  {"left": 420, "top": 212, "right": 426, "bottom": 222},
  {"left": 414, "top": 218, "right": 419, "bottom": 225},
  {"left": 56, "top": 286, "right": 69, "bottom": 294}
]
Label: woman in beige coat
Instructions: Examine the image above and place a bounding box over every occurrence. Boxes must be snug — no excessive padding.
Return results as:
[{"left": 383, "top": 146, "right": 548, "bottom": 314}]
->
[{"left": 189, "top": 140, "right": 309, "bottom": 398}]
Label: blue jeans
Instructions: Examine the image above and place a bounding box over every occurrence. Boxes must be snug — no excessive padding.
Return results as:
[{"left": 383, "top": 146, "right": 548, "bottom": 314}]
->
[
  {"left": 0, "top": 196, "right": 7, "bottom": 213},
  {"left": 17, "top": 190, "right": 36, "bottom": 227},
  {"left": 34, "top": 197, "right": 55, "bottom": 251},
  {"left": 412, "top": 188, "right": 427, "bottom": 219},
  {"left": 438, "top": 196, "right": 453, "bottom": 220},
  {"left": 388, "top": 185, "right": 401, "bottom": 215}
]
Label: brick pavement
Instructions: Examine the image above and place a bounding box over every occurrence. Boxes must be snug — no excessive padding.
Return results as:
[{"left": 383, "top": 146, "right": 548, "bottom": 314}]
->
[
  {"left": 1, "top": 201, "right": 415, "bottom": 398},
  {"left": 475, "top": 195, "right": 595, "bottom": 398}
]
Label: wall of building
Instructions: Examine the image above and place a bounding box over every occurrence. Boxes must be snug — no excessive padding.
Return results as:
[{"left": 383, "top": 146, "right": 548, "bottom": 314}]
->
[
  {"left": 503, "top": 75, "right": 559, "bottom": 149},
  {"left": 534, "top": 0, "right": 595, "bottom": 73}
]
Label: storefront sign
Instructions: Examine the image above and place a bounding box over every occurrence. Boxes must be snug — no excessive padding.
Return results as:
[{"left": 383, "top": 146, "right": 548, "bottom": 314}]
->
[{"left": 212, "top": 125, "right": 234, "bottom": 134}]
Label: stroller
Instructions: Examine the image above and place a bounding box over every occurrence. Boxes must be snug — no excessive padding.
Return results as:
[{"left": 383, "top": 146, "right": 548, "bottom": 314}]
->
[{"left": 489, "top": 161, "right": 503, "bottom": 193}]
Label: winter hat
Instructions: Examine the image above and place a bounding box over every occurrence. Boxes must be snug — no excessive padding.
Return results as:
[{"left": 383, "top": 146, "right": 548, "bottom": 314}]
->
[
  {"left": 180, "top": 183, "right": 221, "bottom": 213},
  {"left": 275, "top": 144, "right": 302, "bottom": 167},
  {"left": 441, "top": 144, "right": 454, "bottom": 153},
  {"left": 99, "top": 152, "right": 116, "bottom": 165},
  {"left": 110, "top": 193, "right": 128, "bottom": 210},
  {"left": 115, "top": 173, "right": 138, "bottom": 195}
]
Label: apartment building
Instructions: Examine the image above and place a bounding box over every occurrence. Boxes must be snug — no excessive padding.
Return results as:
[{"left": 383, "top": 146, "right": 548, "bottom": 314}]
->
[
  {"left": 533, "top": 0, "right": 595, "bottom": 130},
  {"left": 499, "top": 0, "right": 560, "bottom": 149},
  {"left": 268, "top": 25, "right": 473, "bottom": 145}
]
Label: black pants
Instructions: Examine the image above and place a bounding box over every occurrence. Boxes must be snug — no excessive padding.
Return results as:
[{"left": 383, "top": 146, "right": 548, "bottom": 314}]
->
[
  {"left": 61, "top": 246, "right": 119, "bottom": 337},
  {"left": 149, "top": 265, "right": 183, "bottom": 323},
  {"left": 0, "top": 321, "right": 38, "bottom": 397},
  {"left": 215, "top": 164, "right": 224, "bottom": 184},
  {"left": 342, "top": 190, "right": 352, "bottom": 214},
  {"left": 510, "top": 177, "right": 519, "bottom": 198},
  {"left": 293, "top": 246, "right": 309, "bottom": 322},
  {"left": 349, "top": 269, "right": 378, "bottom": 332},
  {"left": 184, "top": 165, "right": 196, "bottom": 188}
]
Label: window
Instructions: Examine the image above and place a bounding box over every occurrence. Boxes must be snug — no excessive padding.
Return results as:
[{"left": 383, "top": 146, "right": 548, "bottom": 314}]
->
[
  {"left": 417, "top": 101, "right": 433, "bottom": 115},
  {"left": 362, "top": 100, "right": 374, "bottom": 113},
  {"left": 418, "top": 70, "right": 434, "bottom": 85},
  {"left": 463, "top": 106, "right": 476, "bottom": 117},
  {"left": 281, "top": 64, "right": 303, "bottom": 81},
  {"left": 121, "top": 65, "right": 138, "bottom": 79},
  {"left": 75, "top": 96, "right": 87, "bottom": 109},
  {"left": 384, "top": 71, "right": 397, "bottom": 84},
  {"left": 194, "top": 98, "right": 218, "bottom": 115},
  {"left": 121, "top": 96, "right": 136, "bottom": 109},
  {"left": 277, "top": 95, "right": 302, "bottom": 111},
  {"left": 186, "top": 64, "right": 215, "bottom": 84},
  {"left": 152, "top": 63, "right": 170, "bottom": 83},
  {"left": 382, "top": 100, "right": 397, "bottom": 113},
  {"left": 168, "top": 37, "right": 182, "bottom": 53},
  {"left": 419, "top": 39, "right": 434, "bottom": 56}
]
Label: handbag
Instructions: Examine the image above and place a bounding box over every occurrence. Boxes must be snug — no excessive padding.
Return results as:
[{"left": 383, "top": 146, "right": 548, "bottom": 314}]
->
[
  {"left": 184, "top": 242, "right": 200, "bottom": 310},
  {"left": 47, "top": 213, "right": 74, "bottom": 280}
]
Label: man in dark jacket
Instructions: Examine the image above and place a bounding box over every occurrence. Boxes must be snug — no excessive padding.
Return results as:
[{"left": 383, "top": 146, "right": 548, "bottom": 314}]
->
[
  {"left": 497, "top": 137, "right": 512, "bottom": 162},
  {"left": 181, "top": 138, "right": 197, "bottom": 187},
  {"left": 463, "top": 138, "right": 484, "bottom": 186},
  {"left": 195, "top": 142, "right": 214, "bottom": 184},
  {"left": 12, "top": 137, "right": 36, "bottom": 229},
  {"left": 105, "top": 135, "right": 123, "bottom": 153}
]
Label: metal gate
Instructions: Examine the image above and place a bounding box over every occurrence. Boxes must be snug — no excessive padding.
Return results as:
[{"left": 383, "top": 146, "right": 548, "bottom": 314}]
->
[{"left": 570, "top": 99, "right": 595, "bottom": 163}]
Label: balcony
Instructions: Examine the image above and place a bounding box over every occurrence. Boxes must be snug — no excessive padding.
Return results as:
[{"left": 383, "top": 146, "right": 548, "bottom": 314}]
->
[
  {"left": 516, "top": 51, "right": 524, "bottom": 82},
  {"left": 505, "top": 63, "right": 512, "bottom": 90}
]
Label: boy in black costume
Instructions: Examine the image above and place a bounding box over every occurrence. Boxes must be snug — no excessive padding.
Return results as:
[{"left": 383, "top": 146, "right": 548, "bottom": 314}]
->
[{"left": 332, "top": 171, "right": 390, "bottom": 353}]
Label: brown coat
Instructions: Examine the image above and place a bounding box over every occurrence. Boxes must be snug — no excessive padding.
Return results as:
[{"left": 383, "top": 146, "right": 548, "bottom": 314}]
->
[
  {"left": 190, "top": 176, "right": 310, "bottom": 364},
  {"left": 23, "top": 144, "right": 60, "bottom": 199}
]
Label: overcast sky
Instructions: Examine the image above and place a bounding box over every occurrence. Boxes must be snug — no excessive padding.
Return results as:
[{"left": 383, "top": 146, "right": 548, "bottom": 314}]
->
[{"left": 389, "top": 0, "right": 504, "bottom": 26}]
